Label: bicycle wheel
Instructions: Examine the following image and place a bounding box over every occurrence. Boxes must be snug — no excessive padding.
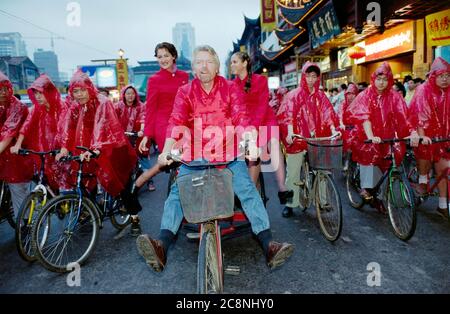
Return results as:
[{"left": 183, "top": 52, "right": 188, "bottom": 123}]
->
[
  {"left": 386, "top": 171, "right": 416, "bottom": 241},
  {"left": 109, "top": 195, "right": 131, "bottom": 230},
  {"left": 32, "top": 194, "right": 100, "bottom": 273},
  {"left": 257, "top": 172, "right": 268, "bottom": 207},
  {"left": 167, "top": 168, "right": 177, "bottom": 197},
  {"left": 0, "top": 181, "right": 15, "bottom": 229},
  {"left": 346, "top": 161, "right": 364, "bottom": 209},
  {"left": 15, "top": 191, "right": 47, "bottom": 262},
  {"left": 197, "top": 228, "right": 223, "bottom": 294},
  {"left": 315, "top": 172, "right": 343, "bottom": 242},
  {"left": 298, "top": 160, "right": 312, "bottom": 210}
]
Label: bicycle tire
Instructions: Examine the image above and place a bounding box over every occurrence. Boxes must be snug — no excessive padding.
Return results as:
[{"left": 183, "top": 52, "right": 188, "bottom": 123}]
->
[
  {"left": 197, "top": 229, "right": 223, "bottom": 294},
  {"left": 1, "top": 182, "right": 15, "bottom": 229},
  {"left": 299, "top": 160, "right": 312, "bottom": 210},
  {"left": 346, "top": 161, "right": 364, "bottom": 209},
  {"left": 315, "top": 173, "right": 343, "bottom": 242},
  {"left": 109, "top": 196, "right": 131, "bottom": 230},
  {"left": 257, "top": 172, "right": 268, "bottom": 207},
  {"left": 167, "top": 168, "right": 177, "bottom": 197},
  {"left": 15, "top": 192, "right": 46, "bottom": 262},
  {"left": 32, "top": 194, "right": 100, "bottom": 273},
  {"left": 386, "top": 171, "right": 416, "bottom": 241}
]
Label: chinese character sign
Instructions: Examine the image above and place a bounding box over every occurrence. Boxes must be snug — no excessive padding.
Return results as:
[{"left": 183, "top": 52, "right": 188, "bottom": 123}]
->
[
  {"left": 261, "top": 0, "right": 277, "bottom": 32},
  {"left": 116, "top": 59, "right": 129, "bottom": 91},
  {"left": 307, "top": 0, "right": 341, "bottom": 49},
  {"left": 426, "top": 9, "right": 450, "bottom": 47}
]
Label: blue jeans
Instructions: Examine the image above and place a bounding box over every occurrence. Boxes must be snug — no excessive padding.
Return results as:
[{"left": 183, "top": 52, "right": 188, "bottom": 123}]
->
[{"left": 160, "top": 159, "right": 270, "bottom": 235}]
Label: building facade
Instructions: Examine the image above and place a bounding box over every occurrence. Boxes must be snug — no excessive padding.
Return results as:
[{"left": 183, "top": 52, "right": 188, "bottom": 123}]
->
[
  {"left": 0, "top": 32, "right": 28, "bottom": 57},
  {"left": 33, "top": 48, "right": 60, "bottom": 83},
  {"left": 172, "top": 23, "right": 196, "bottom": 61}
]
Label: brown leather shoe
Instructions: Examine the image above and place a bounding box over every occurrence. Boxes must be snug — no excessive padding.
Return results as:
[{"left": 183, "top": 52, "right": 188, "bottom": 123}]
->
[
  {"left": 266, "top": 241, "right": 294, "bottom": 270},
  {"left": 136, "top": 234, "right": 166, "bottom": 272}
]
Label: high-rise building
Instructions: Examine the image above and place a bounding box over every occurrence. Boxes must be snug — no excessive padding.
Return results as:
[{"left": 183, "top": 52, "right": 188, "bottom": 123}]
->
[
  {"left": 0, "top": 32, "right": 28, "bottom": 57},
  {"left": 172, "top": 23, "right": 195, "bottom": 61},
  {"left": 33, "top": 49, "right": 60, "bottom": 83}
]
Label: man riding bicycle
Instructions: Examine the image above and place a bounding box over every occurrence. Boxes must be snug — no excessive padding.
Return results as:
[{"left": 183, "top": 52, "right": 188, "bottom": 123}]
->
[
  {"left": 136, "top": 45, "right": 294, "bottom": 272},
  {"left": 409, "top": 57, "right": 450, "bottom": 219}
]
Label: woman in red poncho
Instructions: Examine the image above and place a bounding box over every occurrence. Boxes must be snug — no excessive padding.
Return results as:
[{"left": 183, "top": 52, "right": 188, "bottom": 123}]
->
[
  {"left": 137, "top": 42, "right": 189, "bottom": 191},
  {"left": 276, "top": 62, "right": 339, "bottom": 218},
  {"left": 408, "top": 57, "right": 450, "bottom": 218},
  {"left": 10, "top": 74, "right": 66, "bottom": 191},
  {"left": 0, "top": 71, "right": 34, "bottom": 217},
  {"left": 115, "top": 84, "right": 145, "bottom": 151},
  {"left": 230, "top": 51, "right": 293, "bottom": 206},
  {"left": 347, "top": 62, "right": 416, "bottom": 208},
  {"left": 55, "top": 70, "right": 140, "bottom": 231}
]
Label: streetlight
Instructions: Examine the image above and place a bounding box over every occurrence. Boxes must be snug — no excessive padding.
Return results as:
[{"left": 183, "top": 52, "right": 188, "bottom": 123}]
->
[{"left": 118, "top": 48, "right": 124, "bottom": 59}]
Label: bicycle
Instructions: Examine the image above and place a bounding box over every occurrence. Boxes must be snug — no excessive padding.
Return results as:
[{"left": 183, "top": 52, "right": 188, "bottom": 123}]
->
[
  {"left": 0, "top": 180, "right": 15, "bottom": 229},
  {"left": 31, "top": 146, "right": 131, "bottom": 273},
  {"left": 408, "top": 138, "right": 450, "bottom": 221},
  {"left": 345, "top": 138, "right": 416, "bottom": 241},
  {"left": 168, "top": 153, "right": 258, "bottom": 294},
  {"left": 292, "top": 133, "right": 343, "bottom": 242},
  {"left": 15, "top": 149, "right": 59, "bottom": 262}
]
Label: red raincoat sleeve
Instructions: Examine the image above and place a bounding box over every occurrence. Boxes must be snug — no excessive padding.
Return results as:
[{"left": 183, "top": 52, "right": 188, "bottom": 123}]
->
[
  {"left": 137, "top": 103, "right": 146, "bottom": 125},
  {"left": 408, "top": 84, "right": 434, "bottom": 131},
  {"left": 59, "top": 103, "right": 79, "bottom": 150},
  {"left": 19, "top": 106, "right": 38, "bottom": 137},
  {"left": 144, "top": 77, "right": 157, "bottom": 139},
  {"left": 166, "top": 86, "right": 190, "bottom": 140},
  {"left": 252, "top": 76, "right": 269, "bottom": 128},
  {"left": 92, "top": 100, "right": 137, "bottom": 196},
  {"left": 345, "top": 91, "right": 371, "bottom": 126},
  {"left": 0, "top": 101, "right": 27, "bottom": 142},
  {"left": 318, "top": 92, "right": 339, "bottom": 130}
]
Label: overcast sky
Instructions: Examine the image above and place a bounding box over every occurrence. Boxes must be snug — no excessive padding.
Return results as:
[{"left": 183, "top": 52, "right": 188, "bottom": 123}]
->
[{"left": 0, "top": 0, "right": 260, "bottom": 76}]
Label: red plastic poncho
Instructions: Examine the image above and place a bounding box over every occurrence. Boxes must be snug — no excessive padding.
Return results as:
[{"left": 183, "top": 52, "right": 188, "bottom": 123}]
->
[
  {"left": 347, "top": 62, "right": 412, "bottom": 170},
  {"left": 269, "top": 87, "right": 288, "bottom": 113},
  {"left": 60, "top": 70, "right": 137, "bottom": 196},
  {"left": 276, "top": 62, "right": 338, "bottom": 154},
  {"left": 0, "top": 71, "right": 33, "bottom": 183},
  {"left": 233, "top": 73, "right": 279, "bottom": 146},
  {"left": 115, "top": 85, "right": 146, "bottom": 154},
  {"left": 19, "top": 74, "right": 66, "bottom": 189},
  {"left": 409, "top": 57, "right": 450, "bottom": 161},
  {"left": 144, "top": 67, "right": 189, "bottom": 149},
  {"left": 338, "top": 83, "right": 359, "bottom": 152},
  {"left": 166, "top": 75, "right": 250, "bottom": 163}
]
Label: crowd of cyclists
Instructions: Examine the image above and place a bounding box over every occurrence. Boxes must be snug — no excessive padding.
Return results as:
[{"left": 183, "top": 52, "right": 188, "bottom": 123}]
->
[{"left": 0, "top": 40, "right": 449, "bottom": 274}]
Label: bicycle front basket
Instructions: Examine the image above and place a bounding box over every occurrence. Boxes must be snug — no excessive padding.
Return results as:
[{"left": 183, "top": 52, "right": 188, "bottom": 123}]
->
[
  {"left": 307, "top": 139, "right": 343, "bottom": 170},
  {"left": 177, "top": 167, "right": 234, "bottom": 224}
]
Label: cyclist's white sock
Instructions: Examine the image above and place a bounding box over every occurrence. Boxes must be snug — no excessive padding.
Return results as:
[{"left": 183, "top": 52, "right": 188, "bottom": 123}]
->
[
  {"left": 418, "top": 175, "right": 428, "bottom": 184},
  {"left": 439, "top": 197, "right": 447, "bottom": 209}
]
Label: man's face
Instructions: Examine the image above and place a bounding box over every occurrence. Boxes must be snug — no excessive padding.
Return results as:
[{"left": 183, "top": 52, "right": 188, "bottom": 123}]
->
[
  {"left": 156, "top": 48, "right": 175, "bottom": 71},
  {"left": 124, "top": 88, "right": 136, "bottom": 105},
  {"left": 346, "top": 92, "right": 356, "bottom": 104},
  {"left": 34, "top": 90, "right": 47, "bottom": 106},
  {"left": 193, "top": 51, "right": 218, "bottom": 84},
  {"left": 305, "top": 72, "right": 318, "bottom": 89},
  {"left": 436, "top": 72, "right": 450, "bottom": 89},
  {"left": 0, "top": 86, "right": 8, "bottom": 102},
  {"left": 72, "top": 87, "right": 90, "bottom": 105},
  {"left": 374, "top": 74, "right": 389, "bottom": 92}
]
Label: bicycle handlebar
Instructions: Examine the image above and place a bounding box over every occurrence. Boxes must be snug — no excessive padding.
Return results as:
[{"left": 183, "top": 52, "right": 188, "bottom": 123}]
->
[
  {"left": 18, "top": 149, "right": 60, "bottom": 156},
  {"left": 59, "top": 146, "right": 99, "bottom": 163},
  {"left": 292, "top": 132, "right": 341, "bottom": 142},
  {"left": 124, "top": 131, "right": 139, "bottom": 138},
  {"left": 166, "top": 153, "right": 232, "bottom": 168},
  {"left": 364, "top": 138, "right": 410, "bottom": 144}
]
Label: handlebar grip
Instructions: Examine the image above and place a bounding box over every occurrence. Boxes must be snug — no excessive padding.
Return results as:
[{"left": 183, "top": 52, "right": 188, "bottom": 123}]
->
[
  {"left": 18, "top": 149, "right": 29, "bottom": 155},
  {"left": 75, "top": 146, "right": 99, "bottom": 158}
]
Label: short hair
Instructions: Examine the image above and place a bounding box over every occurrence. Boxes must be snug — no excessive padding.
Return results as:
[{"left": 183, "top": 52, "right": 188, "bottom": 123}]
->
[
  {"left": 305, "top": 65, "right": 320, "bottom": 76},
  {"left": 413, "top": 78, "right": 423, "bottom": 84},
  {"left": 403, "top": 75, "right": 413, "bottom": 84},
  {"left": 154, "top": 42, "right": 178, "bottom": 60},
  {"left": 340, "top": 83, "right": 347, "bottom": 90},
  {"left": 192, "top": 45, "right": 220, "bottom": 69}
]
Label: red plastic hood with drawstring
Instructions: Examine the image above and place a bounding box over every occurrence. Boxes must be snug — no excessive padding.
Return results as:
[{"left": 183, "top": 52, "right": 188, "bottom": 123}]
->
[
  {"left": 166, "top": 75, "right": 250, "bottom": 162},
  {"left": 276, "top": 61, "right": 338, "bottom": 154},
  {"left": 409, "top": 57, "right": 450, "bottom": 161},
  {"left": 346, "top": 62, "right": 412, "bottom": 168},
  {"left": 0, "top": 71, "right": 33, "bottom": 183},
  {"left": 60, "top": 70, "right": 137, "bottom": 196}
]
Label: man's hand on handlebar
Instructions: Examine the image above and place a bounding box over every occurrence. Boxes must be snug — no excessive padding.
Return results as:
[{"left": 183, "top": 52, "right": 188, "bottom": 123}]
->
[
  {"left": 158, "top": 152, "right": 173, "bottom": 167},
  {"left": 367, "top": 136, "right": 382, "bottom": 144},
  {"left": 80, "top": 149, "right": 100, "bottom": 162},
  {"left": 56, "top": 147, "right": 69, "bottom": 161},
  {"left": 139, "top": 136, "right": 149, "bottom": 153}
]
